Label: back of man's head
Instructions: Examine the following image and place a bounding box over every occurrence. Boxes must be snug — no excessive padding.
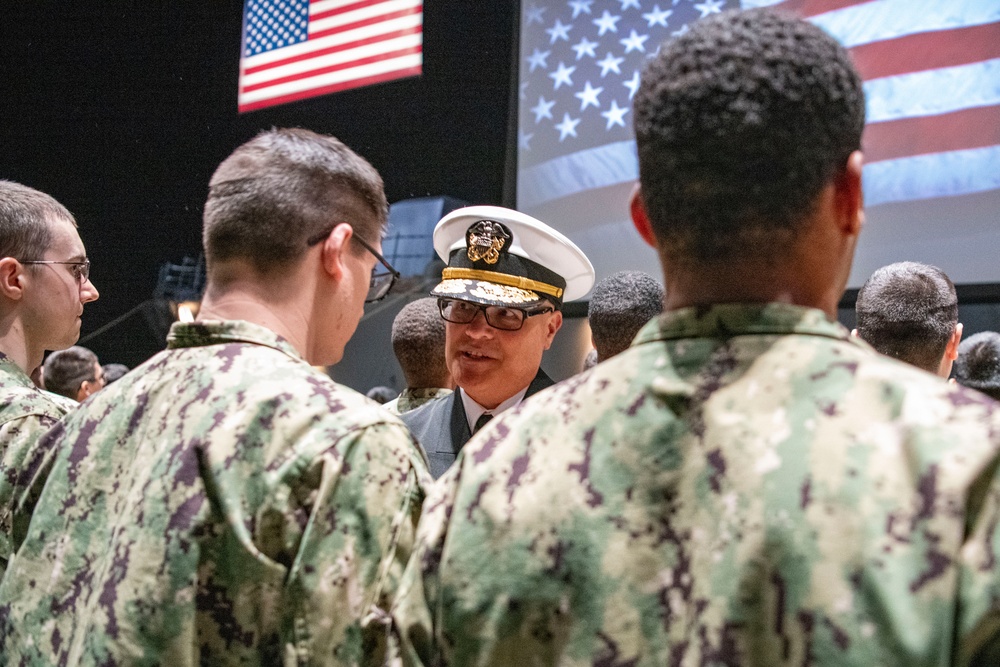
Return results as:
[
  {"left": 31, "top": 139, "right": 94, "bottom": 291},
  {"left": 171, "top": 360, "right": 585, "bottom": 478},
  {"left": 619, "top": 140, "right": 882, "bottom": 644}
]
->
[
  {"left": 588, "top": 271, "right": 663, "bottom": 361},
  {"left": 855, "top": 262, "right": 959, "bottom": 374},
  {"left": 0, "top": 180, "right": 75, "bottom": 263},
  {"left": 954, "top": 331, "right": 1000, "bottom": 401},
  {"left": 202, "top": 128, "right": 388, "bottom": 282},
  {"left": 633, "top": 9, "right": 864, "bottom": 266},
  {"left": 43, "top": 345, "right": 99, "bottom": 401},
  {"left": 392, "top": 297, "right": 451, "bottom": 389}
]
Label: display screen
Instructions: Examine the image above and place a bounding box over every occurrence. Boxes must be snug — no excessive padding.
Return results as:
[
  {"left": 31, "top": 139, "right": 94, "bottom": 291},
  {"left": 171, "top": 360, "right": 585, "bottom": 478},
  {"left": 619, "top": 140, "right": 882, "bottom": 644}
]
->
[{"left": 516, "top": 0, "right": 1000, "bottom": 288}]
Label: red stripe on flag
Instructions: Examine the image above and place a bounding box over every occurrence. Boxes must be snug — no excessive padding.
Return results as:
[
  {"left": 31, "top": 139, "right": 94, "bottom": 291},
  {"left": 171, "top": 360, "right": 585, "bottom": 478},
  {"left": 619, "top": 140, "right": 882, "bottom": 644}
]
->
[
  {"left": 864, "top": 105, "right": 1000, "bottom": 163},
  {"left": 849, "top": 23, "right": 1000, "bottom": 81},
  {"left": 244, "top": 25, "right": 421, "bottom": 75},
  {"left": 239, "top": 65, "right": 422, "bottom": 113},
  {"left": 242, "top": 44, "right": 422, "bottom": 93},
  {"left": 309, "top": 5, "right": 421, "bottom": 41},
  {"left": 762, "top": 0, "right": 872, "bottom": 19},
  {"left": 311, "top": 0, "right": 393, "bottom": 23}
]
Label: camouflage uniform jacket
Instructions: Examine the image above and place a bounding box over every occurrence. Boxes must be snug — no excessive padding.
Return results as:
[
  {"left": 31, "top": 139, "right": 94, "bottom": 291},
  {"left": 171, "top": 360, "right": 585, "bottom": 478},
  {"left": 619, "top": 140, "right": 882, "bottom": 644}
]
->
[
  {"left": 392, "top": 303, "right": 1000, "bottom": 667},
  {"left": 0, "top": 320, "right": 431, "bottom": 666},
  {"left": 384, "top": 388, "right": 454, "bottom": 415},
  {"left": 0, "top": 353, "right": 70, "bottom": 573}
]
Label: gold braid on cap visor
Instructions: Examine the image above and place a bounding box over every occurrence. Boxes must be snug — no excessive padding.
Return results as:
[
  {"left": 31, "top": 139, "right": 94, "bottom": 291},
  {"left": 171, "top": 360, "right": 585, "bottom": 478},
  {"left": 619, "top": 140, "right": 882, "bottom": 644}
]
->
[{"left": 441, "top": 268, "right": 564, "bottom": 299}]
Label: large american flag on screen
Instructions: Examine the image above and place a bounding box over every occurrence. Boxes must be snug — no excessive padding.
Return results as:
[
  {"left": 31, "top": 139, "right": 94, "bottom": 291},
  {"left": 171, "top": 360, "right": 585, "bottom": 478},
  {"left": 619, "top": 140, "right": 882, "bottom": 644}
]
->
[
  {"left": 517, "top": 0, "right": 1000, "bottom": 210},
  {"left": 238, "top": 0, "right": 423, "bottom": 113}
]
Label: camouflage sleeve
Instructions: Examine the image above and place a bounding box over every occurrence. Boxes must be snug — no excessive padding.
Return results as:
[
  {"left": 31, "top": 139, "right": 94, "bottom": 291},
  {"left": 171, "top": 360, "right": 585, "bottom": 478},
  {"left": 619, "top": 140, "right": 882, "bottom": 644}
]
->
[
  {"left": 0, "top": 413, "right": 60, "bottom": 571},
  {"left": 390, "top": 461, "right": 463, "bottom": 667},
  {"left": 956, "top": 456, "right": 1000, "bottom": 666},
  {"left": 277, "top": 420, "right": 429, "bottom": 666}
]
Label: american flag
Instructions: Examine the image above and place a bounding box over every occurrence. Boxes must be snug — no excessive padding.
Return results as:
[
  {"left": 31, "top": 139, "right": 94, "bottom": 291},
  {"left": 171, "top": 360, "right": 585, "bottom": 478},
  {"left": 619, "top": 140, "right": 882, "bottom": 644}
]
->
[
  {"left": 238, "top": 0, "right": 423, "bottom": 113},
  {"left": 517, "top": 0, "right": 1000, "bottom": 210}
]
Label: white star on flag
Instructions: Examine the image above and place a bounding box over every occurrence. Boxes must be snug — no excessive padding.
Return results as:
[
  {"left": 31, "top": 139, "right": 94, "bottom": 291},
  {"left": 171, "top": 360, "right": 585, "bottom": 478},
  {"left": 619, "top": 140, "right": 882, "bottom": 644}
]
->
[
  {"left": 519, "top": 129, "right": 534, "bottom": 150},
  {"left": 571, "top": 37, "right": 599, "bottom": 60},
  {"left": 620, "top": 29, "right": 649, "bottom": 53},
  {"left": 618, "top": 0, "right": 641, "bottom": 10},
  {"left": 526, "top": 48, "right": 551, "bottom": 72},
  {"left": 592, "top": 10, "right": 621, "bottom": 36},
  {"left": 555, "top": 113, "right": 581, "bottom": 141},
  {"left": 549, "top": 61, "right": 576, "bottom": 89},
  {"left": 601, "top": 99, "right": 629, "bottom": 129},
  {"left": 596, "top": 52, "right": 625, "bottom": 77},
  {"left": 546, "top": 19, "right": 572, "bottom": 43},
  {"left": 623, "top": 70, "right": 640, "bottom": 99},
  {"left": 525, "top": 4, "right": 546, "bottom": 25},
  {"left": 575, "top": 81, "right": 604, "bottom": 110},
  {"left": 531, "top": 96, "right": 556, "bottom": 123},
  {"left": 643, "top": 5, "right": 672, "bottom": 28},
  {"left": 568, "top": 0, "right": 593, "bottom": 18},
  {"left": 694, "top": 0, "right": 724, "bottom": 19}
]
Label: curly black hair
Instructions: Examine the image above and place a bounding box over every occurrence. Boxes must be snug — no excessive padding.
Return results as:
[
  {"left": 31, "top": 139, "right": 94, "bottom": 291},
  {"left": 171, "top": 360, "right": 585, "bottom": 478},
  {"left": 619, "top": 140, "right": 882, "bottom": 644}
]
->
[
  {"left": 633, "top": 9, "right": 865, "bottom": 264},
  {"left": 954, "top": 332, "right": 1000, "bottom": 401},
  {"left": 588, "top": 271, "right": 663, "bottom": 361}
]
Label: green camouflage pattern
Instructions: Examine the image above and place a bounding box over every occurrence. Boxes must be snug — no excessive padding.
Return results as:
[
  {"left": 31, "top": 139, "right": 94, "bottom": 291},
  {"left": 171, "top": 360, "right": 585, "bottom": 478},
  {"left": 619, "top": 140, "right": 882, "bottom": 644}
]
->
[
  {"left": 384, "top": 388, "right": 454, "bottom": 415},
  {"left": 392, "top": 303, "right": 1000, "bottom": 667},
  {"left": 0, "top": 320, "right": 430, "bottom": 666},
  {"left": 0, "top": 353, "right": 70, "bottom": 573}
]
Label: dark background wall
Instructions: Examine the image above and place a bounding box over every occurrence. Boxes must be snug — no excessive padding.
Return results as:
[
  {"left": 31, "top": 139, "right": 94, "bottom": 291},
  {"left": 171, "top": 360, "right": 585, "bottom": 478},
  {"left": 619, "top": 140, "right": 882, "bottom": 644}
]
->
[{"left": 1, "top": 1, "right": 519, "bottom": 369}]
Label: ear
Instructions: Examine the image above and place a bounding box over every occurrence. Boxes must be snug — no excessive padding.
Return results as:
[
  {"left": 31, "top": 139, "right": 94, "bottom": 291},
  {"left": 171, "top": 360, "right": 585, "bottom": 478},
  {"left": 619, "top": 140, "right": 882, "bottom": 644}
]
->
[
  {"left": 945, "top": 322, "right": 963, "bottom": 361},
  {"left": 76, "top": 383, "right": 93, "bottom": 402},
  {"left": 834, "top": 150, "right": 865, "bottom": 238},
  {"left": 320, "top": 223, "right": 355, "bottom": 281},
  {"left": 542, "top": 310, "right": 563, "bottom": 349},
  {"left": 0, "top": 257, "right": 25, "bottom": 301},
  {"left": 629, "top": 185, "right": 657, "bottom": 248},
  {"left": 850, "top": 328, "right": 859, "bottom": 338}
]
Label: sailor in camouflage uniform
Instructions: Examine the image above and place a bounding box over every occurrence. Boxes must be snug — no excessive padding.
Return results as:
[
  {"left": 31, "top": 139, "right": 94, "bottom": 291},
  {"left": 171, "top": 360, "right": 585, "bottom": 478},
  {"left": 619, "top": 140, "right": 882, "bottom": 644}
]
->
[
  {"left": 392, "top": 10, "right": 1000, "bottom": 666},
  {"left": 0, "top": 129, "right": 429, "bottom": 666},
  {"left": 0, "top": 180, "right": 99, "bottom": 573}
]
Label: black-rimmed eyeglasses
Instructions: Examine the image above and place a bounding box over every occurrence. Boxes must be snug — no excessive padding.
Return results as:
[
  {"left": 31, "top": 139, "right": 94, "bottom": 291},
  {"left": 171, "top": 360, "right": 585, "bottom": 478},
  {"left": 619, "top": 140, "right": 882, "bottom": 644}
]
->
[
  {"left": 19, "top": 259, "right": 91, "bottom": 285},
  {"left": 307, "top": 228, "right": 400, "bottom": 303},
  {"left": 438, "top": 298, "right": 553, "bottom": 331}
]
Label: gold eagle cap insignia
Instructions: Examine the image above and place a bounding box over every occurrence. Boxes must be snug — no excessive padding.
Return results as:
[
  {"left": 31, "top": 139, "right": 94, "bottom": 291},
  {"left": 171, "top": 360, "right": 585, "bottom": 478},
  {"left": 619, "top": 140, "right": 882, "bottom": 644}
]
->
[{"left": 466, "top": 220, "right": 512, "bottom": 265}]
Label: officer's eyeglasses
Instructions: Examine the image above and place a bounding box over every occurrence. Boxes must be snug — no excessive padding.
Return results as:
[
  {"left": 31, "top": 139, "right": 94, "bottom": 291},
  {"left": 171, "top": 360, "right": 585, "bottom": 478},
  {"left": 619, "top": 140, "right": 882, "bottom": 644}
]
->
[
  {"left": 438, "top": 298, "right": 553, "bottom": 332},
  {"left": 19, "top": 259, "right": 91, "bottom": 285},
  {"left": 307, "top": 228, "right": 400, "bottom": 303}
]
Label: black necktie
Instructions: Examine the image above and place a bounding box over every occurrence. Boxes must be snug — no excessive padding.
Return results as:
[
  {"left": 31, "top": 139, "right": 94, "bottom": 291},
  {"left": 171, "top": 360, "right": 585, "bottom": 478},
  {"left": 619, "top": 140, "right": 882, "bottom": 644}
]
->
[{"left": 473, "top": 412, "right": 493, "bottom": 434}]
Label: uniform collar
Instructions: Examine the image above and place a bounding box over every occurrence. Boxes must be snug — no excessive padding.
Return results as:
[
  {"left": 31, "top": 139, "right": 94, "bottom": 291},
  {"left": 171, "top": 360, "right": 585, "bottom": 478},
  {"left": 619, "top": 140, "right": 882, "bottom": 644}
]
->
[
  {"left": 460, "top": 385, "right": 530, "bottom": 433},
  {"left": 634, "top": 303, "right": 856, "bottom": 346},
  {"left": 166, "top": 320, "right": 305, "bottom": 362}
]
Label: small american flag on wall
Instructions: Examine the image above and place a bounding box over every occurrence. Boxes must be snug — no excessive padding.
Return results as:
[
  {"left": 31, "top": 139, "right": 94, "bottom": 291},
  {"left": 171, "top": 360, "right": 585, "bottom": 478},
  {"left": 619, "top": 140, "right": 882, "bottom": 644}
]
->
[{"left": 238, "top": 0, "right": 423, "bottom": 113}]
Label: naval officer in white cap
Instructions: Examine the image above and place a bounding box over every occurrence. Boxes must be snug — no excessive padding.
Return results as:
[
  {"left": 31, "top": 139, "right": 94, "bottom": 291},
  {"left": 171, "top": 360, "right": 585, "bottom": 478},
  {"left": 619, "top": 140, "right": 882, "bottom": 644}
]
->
[{"left": 400, "top": 205, "right": 595, "bottom": 478}]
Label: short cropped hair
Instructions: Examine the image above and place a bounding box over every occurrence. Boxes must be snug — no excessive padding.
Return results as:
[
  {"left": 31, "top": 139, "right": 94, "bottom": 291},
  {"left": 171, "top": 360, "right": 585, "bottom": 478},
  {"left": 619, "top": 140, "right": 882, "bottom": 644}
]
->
[
  {"left": 589, "top": 271, "right": 663, "bottom": 361},
  {"left": 855, "top": 262, "right": 958, "bottom": 373},
  {"left": 392, "top": 298, "right": 449, "bottom": 388},
  {"left": 633, "top": 9, "right": 865, "bottom": 264},
  {"left": 102, "top": 363, "right": 130, "bottom": 384},
  {"left": 953, "top": 332, "right": 1000, "bottom": 401},
  {"left": 43, "top": 346, "right": 98, "bottom": 400},
  {"left": 366, "top": 385, "right": 397, "bottom": 404},
  {"left": 203, "top": 128, "right": 388, "bottom": 276},
  {"left": 0, "top": 180, "right": 76, "bottom": 261}
]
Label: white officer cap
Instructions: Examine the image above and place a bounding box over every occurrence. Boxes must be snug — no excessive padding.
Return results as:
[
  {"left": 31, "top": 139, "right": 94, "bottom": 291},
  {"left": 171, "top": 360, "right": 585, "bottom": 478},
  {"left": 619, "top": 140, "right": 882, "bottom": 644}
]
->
[{"left": 430, "top": 205, "right": 595, "bottom": 309}]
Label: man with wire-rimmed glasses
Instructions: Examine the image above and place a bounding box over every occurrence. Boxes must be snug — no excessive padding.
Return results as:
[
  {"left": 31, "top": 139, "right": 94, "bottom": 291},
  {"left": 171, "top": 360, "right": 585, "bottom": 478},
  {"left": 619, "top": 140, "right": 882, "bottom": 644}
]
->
[
  {"left": 0, "top": 129, "right": 429, "bottom": 665},
  {"left": 400, "top": 205, "right": 594, "bottom": 479},
  {"left": 0, "top": 179, "right": 99, "bottom": 574}
]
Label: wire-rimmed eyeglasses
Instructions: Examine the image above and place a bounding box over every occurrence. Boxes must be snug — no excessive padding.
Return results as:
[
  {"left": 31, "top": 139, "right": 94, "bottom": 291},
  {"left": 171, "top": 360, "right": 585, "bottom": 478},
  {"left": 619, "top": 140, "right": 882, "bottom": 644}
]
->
[
  {"left": 19, "top": 259, "right": 91, "bottom": 285},
  {"left": 307, "top": 227, "right": 400, "bottom": 303},
  {"left": 438, "top": 298, "right": 553, "bottom": 331}
]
